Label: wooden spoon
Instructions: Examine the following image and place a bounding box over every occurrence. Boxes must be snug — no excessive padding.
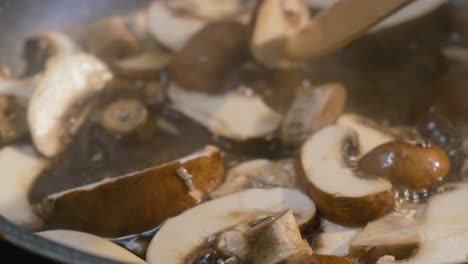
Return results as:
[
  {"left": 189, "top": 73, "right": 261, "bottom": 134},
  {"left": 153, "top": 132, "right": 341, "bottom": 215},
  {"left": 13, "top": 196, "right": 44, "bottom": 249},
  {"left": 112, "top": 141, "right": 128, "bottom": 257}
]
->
[{"left": 286, "top": 0, "right": 414, "bottom": 61}]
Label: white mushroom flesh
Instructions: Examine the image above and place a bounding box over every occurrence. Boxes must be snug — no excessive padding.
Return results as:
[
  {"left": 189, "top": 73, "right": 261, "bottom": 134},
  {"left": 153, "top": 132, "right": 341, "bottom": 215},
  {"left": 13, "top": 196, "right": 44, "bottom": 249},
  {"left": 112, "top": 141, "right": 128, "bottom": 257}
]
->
[
  {"left": 315, "top": 220, "right": 360, "bottom": 256},
  {"left": 301, "top": 125, "right": 392, "bottom": 197},
  {"left": 146, "top": 188, "right": 316, "bottom": 264},
  {"left": 168, "top": 84, "right": 283, "bottom": 140},
  {"left": 37, "top": 230, "right": 146, "bottom": 264},
  {"left": 0, "top": 145, "right": 48, "bottom": 229},
  {"left": 28, "top": 53, "right": 112, "bottom": 157}
]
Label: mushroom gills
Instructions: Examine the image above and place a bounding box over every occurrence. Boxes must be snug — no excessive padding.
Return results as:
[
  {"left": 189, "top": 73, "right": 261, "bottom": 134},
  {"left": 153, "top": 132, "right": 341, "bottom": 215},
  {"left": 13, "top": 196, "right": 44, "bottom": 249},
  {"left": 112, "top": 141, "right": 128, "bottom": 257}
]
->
[
  {"left": 168, "top": 84, "right": 283, "bottom": 140},
  {"left": 377, "top": 183, "right": 468, "bottom": 264},
  {"left": 41, "top": 145, "right": 224, "bottom": 237},
  {"left": 0, "top": 145, "right": 48, "bottom": 229},
  {"left": 299, "top": 124, "right": 394, "bottom": 226},
  {"left": 211, "top": 158, "right": 297, "bottom": 198},
  {"left": 146, "top": 188, "right": 316, "bottom": 264},
  {"left": 37, "top": 230, "right": 145, "bottom": 264}
]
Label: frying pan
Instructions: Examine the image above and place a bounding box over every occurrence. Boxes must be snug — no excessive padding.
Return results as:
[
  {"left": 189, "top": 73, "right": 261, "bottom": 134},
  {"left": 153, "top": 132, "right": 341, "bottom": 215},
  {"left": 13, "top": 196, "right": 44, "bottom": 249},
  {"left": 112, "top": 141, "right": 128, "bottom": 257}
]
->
[{"left": 0, "top": 1, "right": 148, "bottom": 263}]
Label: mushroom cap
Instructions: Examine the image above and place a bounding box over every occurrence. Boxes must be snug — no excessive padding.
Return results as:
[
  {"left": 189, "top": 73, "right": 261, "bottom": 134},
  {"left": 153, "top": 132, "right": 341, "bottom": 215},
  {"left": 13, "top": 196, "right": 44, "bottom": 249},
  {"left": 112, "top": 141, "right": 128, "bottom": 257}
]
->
[
  {"left": 37, "top": 230, "right": 145, "bottom": 264},
  {"left": 147, "top": 188, "right": 316, "bottom": 264},
  {"left": 27, "top": 53, "right": 112, "bottom": 157}
]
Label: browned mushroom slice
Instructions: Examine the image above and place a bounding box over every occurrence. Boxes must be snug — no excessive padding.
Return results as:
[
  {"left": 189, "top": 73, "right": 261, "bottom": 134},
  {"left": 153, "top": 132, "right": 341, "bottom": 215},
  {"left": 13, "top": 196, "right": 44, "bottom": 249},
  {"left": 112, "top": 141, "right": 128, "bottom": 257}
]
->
[
  {"left": 299, "top": 125, "right": 395, "bottom": 227},
  {"left": 281, "top": 83, "right": 346, "bottom": 146},
  {"left": 147, "top": 188, "right": 316, "bottom": 264},
  {"left": 27, "top": 53, "right": 112, "bottom": 157},
  {"left": 111, "top": 50, "right": 171, "bottom": 79},
  {"left": 251, "top": 0, "right": 310, "bottom": 68},
  {"left": 41, "top": 145, "right": 224, "bottom": 237},
  {"left": 168, "top": 84, "right": 283, "bottom": 140},
  {"left": 378, "top": 183, "right": 468, "bottom": 264},
  {"left": 81, "top": 16, "right": 140, "bottom": 60},
  {"left": 314, "top": 220, "right": 361, "bottom": 256},
  {"left": 169, "top": 21, "right": 249, "bottom": 93},
  {"left": 349, "top": 207, "right": 423, "bottom": 264},
  {"left": 211, "top": 159, "right": 297, "bottom": 198},
  {"left": 249, "top": 210, "right": 313, "bottom": 264},
  {"left": 285, "top": 254, "right": 359, "bottom": 264},
  {"left": 0, "top": 146, "right": 48, "bottom": 229},
  {"left": 22, "top": 31, "right": 77, "bottom": 76},
  {"left": 148, "top": 0, "right": 255, "bottom": 51},
  {"left": 37, "top": 230, "right": 145, "bottom": 264}
]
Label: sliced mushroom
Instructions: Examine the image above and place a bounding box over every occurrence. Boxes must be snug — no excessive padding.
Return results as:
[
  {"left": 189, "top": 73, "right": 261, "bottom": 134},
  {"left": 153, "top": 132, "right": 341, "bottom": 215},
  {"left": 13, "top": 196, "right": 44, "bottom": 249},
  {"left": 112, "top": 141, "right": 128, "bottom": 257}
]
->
[
  {"left": 37, "top": 230, "right": 145, "bottom": 264},
  {"left": 111, "top": 50, "right": 171, "bottom": 80},
  {"left": 0, "top": 145, "right": 48, "bottom": 229},
  {"left": 281, "top": 83, "right": 346, "bottom": 146},
  {"left": 284, "top": 254, "right": 359, "bottom": 264},
  {"left": 98, "top": 98, "right": 150, "bottom": 138},
  {"left": 249, "top": 210, "right": 313, "bottom": 264},
  {"left": 168, "top": 84, "right": 283, "bottom": 140},
  {"left": 148, "top": 0, "right": 255, "bottom": 51},
  {"left": 337, "top": 114, "right": 394, "bottom": 154},
  {"left": 350, "top": 207, "right": 423, "bottom": 264},
  {"left": 125, "top": 9, "right": 159, "bottom": 49},
  {"left": 147, "top": 188, "right": 316, "bottom": 264},
  {"left": 314, "top": 220, "right": 361, "bottom": 256},
  {"left": 251, "top": 0, "right": 310, "bottom": 68},
  {"left": 299, "top": 124, "right": 395, "bottom": 226},
  {"left": 169, "top": 21, "right": 249, "bottom": 93},
  {"left": 211, "top": 158, "right": 297, "bottom": 198},
  {"left": 378, "top": 183, "right": 468, "bottom": 264},
  {"left": 41, "top": 145, "right": 224, "bottom": 237},
  {"left": 22, "top": 31, "right": 77, "bottom": 76},
  {"left": 27, "top": 53, "right": 112, "bottom": 157},
  {"left": 81, "top": 16, "right": 141, "bottom": 60},
  {"left": 358, "top": 142, "right": 450, "bottom": 192}
]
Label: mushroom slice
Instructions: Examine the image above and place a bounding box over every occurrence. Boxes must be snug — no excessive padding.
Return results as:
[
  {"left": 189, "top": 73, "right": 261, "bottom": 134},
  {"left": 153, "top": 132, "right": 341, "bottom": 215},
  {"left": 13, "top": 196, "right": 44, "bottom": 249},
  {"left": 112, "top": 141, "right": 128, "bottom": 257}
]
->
[
  {"left": 285, "top": 254, "right": 359, "bottom": 264},
  {"left": 41, "top": 146, "right": 223, "bottom": 237},
  {"left": 299, "top": 125, "right": 394, "bottom": 226},
  {"left": 281, "top": 83, "right": 346, "bottom": 146},
  {"left": 111, "top": 50, "right": 171, "bottom": 79},
  {"left": 0, "top": 145, "right": 48, "bottom": 229},
  {"left": 211, "top": 158, "right": 297, "bottom": 198},
  {"left": 337, "top": 114, "right": 394, "bottom": 154},
  {"left": 350, "top": 208, "right": 423, "bottom": 264},
  {"left": 37, "top": 230, "right": 145, "bottom": 264},
  {"left": 168, "top": 84, "right": 283, "bottom": 140},
  {"left": 22, "top": 31, "right": 77, "bottom": 76},
  {"left": 378, "top": 183, "right": 468, "bottom": 264},
  {"left": 81, "top": 16, "right": 140, "bottom": 60},
  {"left": 315, "top": 220, "right": 361, "bottom": 256},
  {"left": 306, "top": 0, "right": 445, "bottom": 32},
  {"left": 0, "top": 95, "right": 28, "bottom": 145},
  {"left": 251, "top": 0, "right": 310, "bottom": 68},
  {"left": 28, "top": 53, "right": 112, "bottom": 157},
  {"left": 249, "top": 210, "right": 313, "bottom": 264},
  {"left": 148, "top": 0, "right": 255, "bottom": 51},
  {"left": 147, "top": 188, "right": 316, "bottom": 264}
]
